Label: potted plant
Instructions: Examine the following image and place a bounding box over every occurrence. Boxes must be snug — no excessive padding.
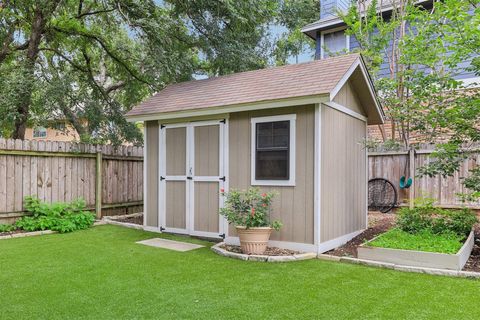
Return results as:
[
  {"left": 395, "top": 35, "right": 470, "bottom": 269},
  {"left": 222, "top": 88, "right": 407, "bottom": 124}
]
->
[{"left": 220, "top": 187, "right": 282, "bottom": 255}]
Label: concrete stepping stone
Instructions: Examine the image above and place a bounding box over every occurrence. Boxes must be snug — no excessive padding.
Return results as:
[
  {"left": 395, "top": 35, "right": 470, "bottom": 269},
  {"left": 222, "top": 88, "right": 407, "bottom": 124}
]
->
[{"left": 136, "top": 238, "right": 204, "bottom": 252}]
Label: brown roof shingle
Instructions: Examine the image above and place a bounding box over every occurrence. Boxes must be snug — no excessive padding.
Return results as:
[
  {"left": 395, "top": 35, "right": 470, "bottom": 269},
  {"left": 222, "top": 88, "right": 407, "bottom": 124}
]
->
[{"left": 126, "top": 53, "right": 360, "bottom": 118}]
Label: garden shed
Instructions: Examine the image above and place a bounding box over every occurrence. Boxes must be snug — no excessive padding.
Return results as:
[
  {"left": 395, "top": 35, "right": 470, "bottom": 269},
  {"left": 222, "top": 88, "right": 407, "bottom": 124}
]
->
[{"left": 126, "top": 53, "right": 384, "bottom": 253}]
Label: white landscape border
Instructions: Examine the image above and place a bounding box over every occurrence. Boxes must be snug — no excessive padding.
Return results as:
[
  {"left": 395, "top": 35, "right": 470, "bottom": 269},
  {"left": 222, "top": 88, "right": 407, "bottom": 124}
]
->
[{"left": 357, "top": 230, "right": 475, "bottom": 271}]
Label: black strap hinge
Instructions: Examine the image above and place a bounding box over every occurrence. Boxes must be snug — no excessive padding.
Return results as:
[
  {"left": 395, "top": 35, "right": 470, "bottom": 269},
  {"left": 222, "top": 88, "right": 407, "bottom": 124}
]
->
[
  {"left": 160, "top": 124, "right": 165, "bottom": 129},
  {"left": 219, "top": 233, "right": 225, "bottom": 239},
  {"left": 160, "top": 226, "right": 165, "bottom": 232},
  {"left": 187, "top": 176, "right": 193, "bottom": 180},
  {"left": 220, "top": 119, "right": 226, "bottom": 124},
  {"left": 219, "top": 176, "right": 226, "bottom": 181},
  {"left": 160, "top": 176, "right": 165, "bottom": 181}
]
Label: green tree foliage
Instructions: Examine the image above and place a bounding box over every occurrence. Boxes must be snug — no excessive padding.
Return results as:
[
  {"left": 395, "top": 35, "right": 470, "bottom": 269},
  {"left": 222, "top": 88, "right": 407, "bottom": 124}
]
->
[
  {"left": 273, "top": 0, "right": 318, "bottom": 65},
  {"left": 1, "top": 0, "right": 304, "bottom": 144},
  {"left": 341, "top": 0, "right": 480, "bottom": 198}
]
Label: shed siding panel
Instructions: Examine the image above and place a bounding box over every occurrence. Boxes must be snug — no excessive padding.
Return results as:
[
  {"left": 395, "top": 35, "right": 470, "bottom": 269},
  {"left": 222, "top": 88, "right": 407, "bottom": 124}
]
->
[
  {"left": 333, "top": 80, "right": 366, "bottom": 116},
  {"left": 321, "top": 105, "right": 367, "bottom": 242},
  {"left": 146, "top": 121, "right": 159, "bottom": 228},
  {"left": 229, "top": 105, "right": 315, "bottom": 244}
]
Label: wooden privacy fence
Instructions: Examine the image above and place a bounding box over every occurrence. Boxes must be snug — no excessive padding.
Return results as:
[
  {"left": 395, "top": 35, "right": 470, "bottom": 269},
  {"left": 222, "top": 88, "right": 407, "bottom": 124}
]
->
[
  {"left": 0, "top": 138, "right": 143, "bottom": 224},
  {"left": 369, "top": 143, "right": 480, "bottom": 209}
]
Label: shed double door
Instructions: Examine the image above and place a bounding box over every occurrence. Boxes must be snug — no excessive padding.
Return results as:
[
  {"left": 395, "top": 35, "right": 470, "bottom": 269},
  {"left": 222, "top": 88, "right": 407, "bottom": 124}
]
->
[{"left": 159, "top": 120, "right": 227, "bottom": 238}]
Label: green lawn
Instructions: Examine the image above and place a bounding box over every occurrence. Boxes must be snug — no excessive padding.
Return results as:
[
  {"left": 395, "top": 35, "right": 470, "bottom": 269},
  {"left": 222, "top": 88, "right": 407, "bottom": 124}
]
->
[{"left": 0, "top": 225, "right": 479, "bottom": 319}]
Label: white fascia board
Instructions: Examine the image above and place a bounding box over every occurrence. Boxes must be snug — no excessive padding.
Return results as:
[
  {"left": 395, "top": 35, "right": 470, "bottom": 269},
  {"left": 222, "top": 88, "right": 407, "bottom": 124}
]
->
[
  {"left": 330, "top": 57, "right": 385, "bottom": 124},
  {"left": 125, "top": 95, "right": 329, "bottom": 123}
]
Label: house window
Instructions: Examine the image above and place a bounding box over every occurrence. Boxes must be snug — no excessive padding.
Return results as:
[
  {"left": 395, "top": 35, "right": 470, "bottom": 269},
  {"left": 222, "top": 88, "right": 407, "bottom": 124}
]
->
[
  {"left": 251, "top": 114, "right": 296, "bottom": 186},
  {"left": 33, "top": 126, "right": 47, "bottom": 138},
  {"left": 321, "top": 29, "right": 349, "bottom": 59}
]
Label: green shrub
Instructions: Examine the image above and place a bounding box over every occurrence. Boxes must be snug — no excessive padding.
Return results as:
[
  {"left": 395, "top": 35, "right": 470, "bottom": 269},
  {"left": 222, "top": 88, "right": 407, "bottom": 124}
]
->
[
  {"left": 0, "top": 224, "right": 16, "bottom": 233},
  {"left": 219, "top": 187, "right": 282, "bottom": 230},
  {"left": 397, "top": 197, "right": 477, "bottom": 238},
  {"left": 15, "top": 197, "right": 95, "bottom": 233}
]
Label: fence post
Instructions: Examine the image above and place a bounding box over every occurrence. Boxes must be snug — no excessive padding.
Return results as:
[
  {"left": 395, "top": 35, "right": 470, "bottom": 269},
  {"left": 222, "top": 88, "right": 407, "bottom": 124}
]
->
[
  {"left": 95, "top": 152, "right": 102, "bottom": 219},
  {"left": 409, "top": 148, "right": 415, "bottom": 208}
]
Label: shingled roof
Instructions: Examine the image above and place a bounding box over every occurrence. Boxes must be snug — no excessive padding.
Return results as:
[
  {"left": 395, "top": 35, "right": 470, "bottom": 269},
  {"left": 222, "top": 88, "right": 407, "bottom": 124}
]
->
[{"left": 126, "top": 54, "right": 365, "bottom": 119}]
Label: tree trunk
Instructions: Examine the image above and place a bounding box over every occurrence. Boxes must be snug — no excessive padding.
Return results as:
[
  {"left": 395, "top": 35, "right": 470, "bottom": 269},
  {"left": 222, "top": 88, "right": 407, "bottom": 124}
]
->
[{"left": 11, "top": 8, "right": 46, "bottom": 140}]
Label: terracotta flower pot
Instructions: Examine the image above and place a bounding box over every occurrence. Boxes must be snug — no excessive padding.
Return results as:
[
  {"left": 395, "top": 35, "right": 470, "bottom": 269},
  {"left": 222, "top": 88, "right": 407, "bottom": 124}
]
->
[{"left": 236, "top": 226, "right": 272, "bottom": 255}]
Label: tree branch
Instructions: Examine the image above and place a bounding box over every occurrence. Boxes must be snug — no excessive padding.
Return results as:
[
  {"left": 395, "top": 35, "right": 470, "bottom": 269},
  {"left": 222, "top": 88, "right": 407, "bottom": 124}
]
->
[
  {"left": 53, "top": 26, "right": 152, "bottom": 86},
  {"left": 39, "top": 47, "right": 89, "bottom": 72},
  {"left": 76, "top": 8, "right": 116, "bottom": 19}
]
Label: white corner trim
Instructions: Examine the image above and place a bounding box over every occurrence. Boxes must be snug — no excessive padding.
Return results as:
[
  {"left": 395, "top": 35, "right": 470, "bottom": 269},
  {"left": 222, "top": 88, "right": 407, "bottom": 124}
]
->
[
  {"left": 224, "top": 236, "right": 317, "bottom": 253},
  {"left": 323, "top": 101, "right": 368, "bottom": 122},
  {"left": 314, "top": 104, "right": 321, "bottom": 248},
  {"left": 143, "top": 124, "right": 147, "bottom": 228},
  {"left": 317, "top": 229, "right": 364, "bottom": 254},
  {"left": 250, "top": 114, "right": 296, "bottom": 187}
]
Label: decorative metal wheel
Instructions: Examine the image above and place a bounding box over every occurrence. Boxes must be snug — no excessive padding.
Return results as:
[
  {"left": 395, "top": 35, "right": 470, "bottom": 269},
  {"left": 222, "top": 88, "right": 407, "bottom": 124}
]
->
[{"left": 368, "top": 178, "right": 397, "bottom": 213}]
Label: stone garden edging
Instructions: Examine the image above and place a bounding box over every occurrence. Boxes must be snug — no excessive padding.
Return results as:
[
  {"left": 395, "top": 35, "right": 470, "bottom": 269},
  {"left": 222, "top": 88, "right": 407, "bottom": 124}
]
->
[
  {"left": 211, "top": 242, "right": 317, "bottom": 262},
  {"left": 0, "top": 230, "right": 56, "bottom": 240},
  {"left": 317, "top": 254, "right": 480, "bottom": 279}
]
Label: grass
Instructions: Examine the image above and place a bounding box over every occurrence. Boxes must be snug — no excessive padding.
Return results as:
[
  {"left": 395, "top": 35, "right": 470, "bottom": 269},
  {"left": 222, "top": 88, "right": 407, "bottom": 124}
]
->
[
  {"left": 367, "top": 228, "right": 465, "bottom": 254},
  {"left": 0, "top": 225, "right": 479, "bottom": 320}
]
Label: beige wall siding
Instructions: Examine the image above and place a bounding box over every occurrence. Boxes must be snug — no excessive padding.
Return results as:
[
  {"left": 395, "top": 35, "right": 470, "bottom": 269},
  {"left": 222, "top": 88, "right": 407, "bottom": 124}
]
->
[
  {"left": 321, "top": 105, "right": 367, "bottom": 242},
  {"left": 145, "top": 121, "right": 159, "bottom": 228},
  {"left": 229, "top": 105, "right": 315, "bottom": 244},
  {"left": 333, "top": 80, "right": 366, "bottom": 116}
]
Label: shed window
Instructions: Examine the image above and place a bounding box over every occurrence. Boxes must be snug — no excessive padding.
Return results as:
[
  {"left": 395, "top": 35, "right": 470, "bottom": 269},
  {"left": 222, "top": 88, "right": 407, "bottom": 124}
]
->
[{"left": 251, "top": 114, "right": 296, "bottom": 186}]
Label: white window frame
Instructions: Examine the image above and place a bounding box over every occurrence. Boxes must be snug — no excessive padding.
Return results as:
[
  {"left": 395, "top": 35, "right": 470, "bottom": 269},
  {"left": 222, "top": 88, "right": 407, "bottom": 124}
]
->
[
  {"left": 320, "top": 26, "right": 350, "bottom": 59},
  {"left": 250, "top": 114, "right": 296, "bottom": 187},
  {"left": 33, "top": 126, "right": 47, "bottom": 138}
]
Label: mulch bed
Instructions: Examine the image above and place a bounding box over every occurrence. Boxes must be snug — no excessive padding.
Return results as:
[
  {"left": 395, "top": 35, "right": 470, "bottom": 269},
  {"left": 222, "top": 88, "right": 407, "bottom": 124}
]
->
[
  {"left": 0, "top": 229, "right": 26, "bottom": 237},
  {"left": 327, "top": 212, "right": 396, "bottom": 258},
  {"left": 220, "top": 244, "right": 300, "bottom": 256},
  {"left": 113, "top": 215, "right": 143, "bottom": 225},
  {"left": 327, "top": 211, "right": 480, "bottom": 273},
  {"left": 463, "top": 224, "right": 480, "bottom": 272}
]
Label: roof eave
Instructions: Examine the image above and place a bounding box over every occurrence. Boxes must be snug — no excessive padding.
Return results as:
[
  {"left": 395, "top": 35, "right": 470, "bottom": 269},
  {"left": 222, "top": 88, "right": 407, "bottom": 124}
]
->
[{"left": 125, "top": 94, "right": 330, "bottom": 123}]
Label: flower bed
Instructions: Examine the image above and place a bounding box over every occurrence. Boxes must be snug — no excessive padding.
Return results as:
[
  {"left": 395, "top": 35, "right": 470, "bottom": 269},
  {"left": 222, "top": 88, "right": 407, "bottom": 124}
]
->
[
  {"left": 211, "top": 242, "right": 316, "bottom": 262},
  {"left": 358, "top": 230, "right": 474, "bottom": 270},
  {"left": 358, "top": 199, "right": 478, "bottom": 271}
]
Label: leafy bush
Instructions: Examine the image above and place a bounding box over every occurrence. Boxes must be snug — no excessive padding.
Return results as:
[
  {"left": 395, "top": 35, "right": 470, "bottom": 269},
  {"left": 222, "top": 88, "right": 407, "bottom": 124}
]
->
[
  {"left": 220, "top": 187, "right": 282, "bottom": 230},
  {"left": 0, "top": 224, "right": 16, "bottom": 233},
  {"left": 397, "top": 197, "right": 477, "bottom": 238},
  {"left": 15, "top": 197, "right": 95, "bottom": 233}
]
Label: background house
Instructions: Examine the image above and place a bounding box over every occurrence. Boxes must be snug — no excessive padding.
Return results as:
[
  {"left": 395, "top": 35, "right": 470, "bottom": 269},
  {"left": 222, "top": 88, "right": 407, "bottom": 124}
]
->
[
  {"left": 23, "top": 121, "right": 80, "bottom": 142},
  {"left": 301, "top": 0, "right": 479, "bottom": 142}
]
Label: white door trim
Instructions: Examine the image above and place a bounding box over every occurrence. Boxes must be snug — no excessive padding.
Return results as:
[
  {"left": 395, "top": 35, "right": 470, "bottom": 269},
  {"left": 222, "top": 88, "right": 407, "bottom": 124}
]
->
[{"left": 158, "top": 119, "right": 228, "bottom": 239}]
